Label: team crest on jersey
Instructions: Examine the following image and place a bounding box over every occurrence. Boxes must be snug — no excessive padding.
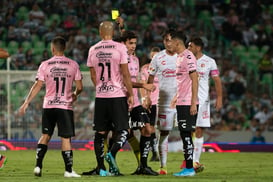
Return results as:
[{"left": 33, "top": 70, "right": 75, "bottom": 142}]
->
[
  {"left": 201, "top": 63, "right": 205, "bottom": 67},
  {"left": 161, "top": 60, "right": 166, "bottom": 65},
  {"left": 149, "top": 67, "right": 155, "bottom": 72}
]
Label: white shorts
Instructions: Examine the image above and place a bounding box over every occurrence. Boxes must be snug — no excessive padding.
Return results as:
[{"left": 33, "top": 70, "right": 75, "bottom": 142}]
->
[
  {"left": 196, "top": 100, "right": 210, "bottom": 127},
  {"left": 157, "top": 106, "right": 177, "bottom": 131}
]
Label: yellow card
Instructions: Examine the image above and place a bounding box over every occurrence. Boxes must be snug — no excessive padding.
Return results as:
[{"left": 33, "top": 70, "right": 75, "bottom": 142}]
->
[{"left": 111, "top": 10, "right": 119, "bottom": 20}]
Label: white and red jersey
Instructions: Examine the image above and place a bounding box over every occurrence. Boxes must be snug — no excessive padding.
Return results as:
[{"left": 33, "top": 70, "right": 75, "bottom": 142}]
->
[
  {"left": 176, "top": 49, "right": 198, "bottom": 106},
  {"left": 140, "top": 63, "right": 159, "bottom": 105},
  {"left": 36, "top": 56, "right": 82, "bottom": 110},
  {"left": 128, "top": 54, "right": 141, "bottom": 108},
  {"left": 148, "top": 50, "right": 177, "bottom": 107},
  {"left": 87, "top": 40, "right": 129, "bottom": 98},
  {"left": 197, "top": 54, "right": 219, "bottom": 102}
]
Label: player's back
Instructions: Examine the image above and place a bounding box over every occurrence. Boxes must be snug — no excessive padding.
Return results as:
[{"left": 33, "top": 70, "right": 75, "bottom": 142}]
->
[
  {"left": 87, "top": 40, "right": 129, "bottom": 98},
  {"left": 37, "top": 55, "right": 82, "bottom": 110}
]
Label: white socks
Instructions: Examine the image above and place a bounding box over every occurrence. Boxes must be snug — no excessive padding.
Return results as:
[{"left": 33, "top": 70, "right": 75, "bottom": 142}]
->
[
  {"left": 159, "top": 135, "right": 168, "bottom": 168},
  {"left": 193, "top": 136, "right": 204, "bottom": 163}
]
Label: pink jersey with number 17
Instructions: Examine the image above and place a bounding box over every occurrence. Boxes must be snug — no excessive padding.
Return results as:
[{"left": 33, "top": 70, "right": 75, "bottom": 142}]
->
[
  {"left": 176, "top": 49, "right": 198, "bottom": 105},
  {"left": 87, "top": 40, "right": 129, "bottom": 98},
  {"left": 36, "top": 56, "right": 82, "bottom": 110}
]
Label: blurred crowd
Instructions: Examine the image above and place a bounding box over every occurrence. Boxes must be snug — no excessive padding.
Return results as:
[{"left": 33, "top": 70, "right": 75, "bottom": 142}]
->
[{"left": 0, "top": 0, "right": 273, "bottom": 140}]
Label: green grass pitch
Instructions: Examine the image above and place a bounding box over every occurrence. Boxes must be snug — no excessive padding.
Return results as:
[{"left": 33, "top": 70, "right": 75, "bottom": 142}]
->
[{"left": 1, "top": 150, "right": 273, "bottom": 182}]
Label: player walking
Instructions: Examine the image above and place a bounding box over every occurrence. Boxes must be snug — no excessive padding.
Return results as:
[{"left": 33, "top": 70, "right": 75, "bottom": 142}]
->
[
  {"left": 19, "top": 36, "right": 83, "bottom": 178},
  {"left": 187, "top": 36, "right": 222, "bottom": 172},
  {"left": 147, "top": 30, "right": 177, "bottom": 175}
]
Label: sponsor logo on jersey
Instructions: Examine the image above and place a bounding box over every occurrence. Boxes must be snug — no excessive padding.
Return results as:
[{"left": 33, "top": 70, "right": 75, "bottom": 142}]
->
[
  {"left": 96, "top": 51, "right": 112, "bottom": 58},
  {"left": 162, "top": 69, "right": 176, "bottom": 77}
]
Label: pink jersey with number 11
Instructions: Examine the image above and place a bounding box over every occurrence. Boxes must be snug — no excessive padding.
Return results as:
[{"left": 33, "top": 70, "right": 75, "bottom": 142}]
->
[{"left": 36, "top": 56, "right": 82, "bottom": 110}]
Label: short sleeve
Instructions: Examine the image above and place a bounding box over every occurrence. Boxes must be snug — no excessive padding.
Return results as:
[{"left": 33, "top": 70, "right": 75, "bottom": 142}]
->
[{"left": 148, "top": 56, "right": 158, "bottom": 75}]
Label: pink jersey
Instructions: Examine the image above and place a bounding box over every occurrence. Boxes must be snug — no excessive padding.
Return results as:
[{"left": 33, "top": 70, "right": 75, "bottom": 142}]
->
[
  {"left": 87, "top": 40, "right": 129, "bottom": 98},
  {"left": 36, "top": 56, "right": 82, "bottom": 110},
  {"left": 176, "top": 49, "right": 198, "bottom": 105},
  {"left": 128, "top": 54, "right": 141, "bottom": 108},
  {"left": 140, "top": 63, "right": 159, "bottom": 105}
]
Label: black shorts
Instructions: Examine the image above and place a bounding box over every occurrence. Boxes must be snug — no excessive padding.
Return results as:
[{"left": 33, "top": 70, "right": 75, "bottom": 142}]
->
[
  {"left": 176, "top": 105, "right": 198, "bottom": 132},
  {"left": 42, "top": 108, "right": 75, "bottom": 138},
  {"left": 130, "top": 105, "right": 150, "bottom": 129},
  {"left": 148, "top": 105, "right": 157, "bottom": 126},
  {"left": 94, "top": 97, "right": 129, "bottom": 132}
]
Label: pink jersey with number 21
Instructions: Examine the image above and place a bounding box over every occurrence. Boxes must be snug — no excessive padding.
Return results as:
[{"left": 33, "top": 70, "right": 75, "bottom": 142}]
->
[{"left": 87, "top": 40, "right": 129, "bottom": 98}]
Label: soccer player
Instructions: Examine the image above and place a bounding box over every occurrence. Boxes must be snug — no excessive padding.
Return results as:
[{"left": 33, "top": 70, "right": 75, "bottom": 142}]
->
[
  {"left": 187, "top": 37, "right": 222, "bottom": 172},
  {"left": 18, "top": 36, "right": 83, "bottom": 178},
  {"left": 147, "top": 30, "right": 177, "bottom": 175},
  {"left": 86, "top": 21, "right": 134, "bottom": 176},
  {"left": 0, "top": 48, "right": 9, "bottom": 170},
  {"left": 120, "top": 30, "right": 158, "bottom": 176},
  {"left": 169, "top": 30, "right": 199, "bottom": 177},
  {"left": 140, "top": 47, "right": 161, "bottom": 162}
]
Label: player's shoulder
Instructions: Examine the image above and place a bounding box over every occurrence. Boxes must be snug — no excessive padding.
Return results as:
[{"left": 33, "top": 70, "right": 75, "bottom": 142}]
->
[
  {"left": 153, "top": 50, "right": 167, "bottom": 60},
  {"left": 202, "top": 54, "right": 216, "bottom": 63},
  {"left": 183, "top": 49, "right": 195, "bottom": 60}
]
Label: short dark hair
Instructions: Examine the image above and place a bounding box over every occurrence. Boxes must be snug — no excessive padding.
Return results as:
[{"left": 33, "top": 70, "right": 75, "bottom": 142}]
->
[
  {"left": 161, "top": 28, "right": 176, "bottom": 39},
  {"left": 151, "top": 47, "right": 161, "bottom": 52},
  {"left": 190, "top": 36, "right": 204, "bottom": 49},
  {"left": 51, "top": 36, "right": 66, "bottom": 52},
  {"left": 170, "top": 30, "right": 187, "bottom": 44},
  {"left": 120, "top": 30, "right": 137, "bottom": 42}
]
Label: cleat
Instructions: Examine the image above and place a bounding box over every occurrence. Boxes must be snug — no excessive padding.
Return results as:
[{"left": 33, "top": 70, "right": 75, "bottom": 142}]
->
[
  {"left": 82, "top": 167, "right": 100, "bottom": 175},
  {"left": 158, "top": 168, "right": 167, "bottom": 175},
  {"left": 34, "top": 166, "right": 42, "bottom": 177},
  {"left": 131, "top": 166, "right": 141, "bottom": 175},
  {"left": 180, "top": 160, "right": 186, "bottom": 169},
  {"left": 105, "top": 152, "right": 120, "bottom": 175},
  {"left": 193, "top": 162, "right": 204, "bottom": 173},
  {"left": 109, "top": 168, "right": 124, "bottom": 176},
  {"left": 150, "top": 155, "right": 160, "bottom": 162},
  {"left": 99, "top": 169, "right": 112, "bottom": 176},
  {"left": 173, "top": 168, "right": 195, "bottom": 177},
  {"left": 139, "top": 166, "right": 158, "bottom": 176},
  {"left": 64, "top": 171, "right": 81, "bottom": 178},
  {"left": 0, "top": 155, "right": 7, "bottom": 170}
]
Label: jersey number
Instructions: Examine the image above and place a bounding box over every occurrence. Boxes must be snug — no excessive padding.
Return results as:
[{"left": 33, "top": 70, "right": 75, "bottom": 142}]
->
[
  {"left": 98, "top": 62, "right": 111, "bottom": 81},
  {"left": 54, "top": 77, "right": 66, "bottom": 96}
]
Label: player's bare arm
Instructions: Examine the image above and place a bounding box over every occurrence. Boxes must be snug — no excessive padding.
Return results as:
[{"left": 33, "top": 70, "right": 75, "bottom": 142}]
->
[
  {"left": 18, "top": 80, "right": 44, "bottom": 116},
  {"left": 120, "top": 63, "right": 134, "bottom": 108},
  {"left": 144, "top": 74, "right": 155, "bottom": 108},
  {"left": 212, "top": 76, "right": 223, "bottom": 111},
  {"left": 132, "top": 82, "right": 155, "bottom": 92},
  {"left": 170, "top": 93, "right": 177, "bottom": 109},
  {"left": 72, "top": 80, "right": 83, "bottom": 102},
  {"left": 89, "top": 67, "right": 96, "bottom": 86},
  {"left": 189, "top": 70, "right": 198, "bottom": 115}
]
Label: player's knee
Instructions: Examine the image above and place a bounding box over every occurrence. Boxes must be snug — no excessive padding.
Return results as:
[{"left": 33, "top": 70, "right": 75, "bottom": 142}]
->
[{"left": 195, "top": 127, "right": 203, "bottom": 138}]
